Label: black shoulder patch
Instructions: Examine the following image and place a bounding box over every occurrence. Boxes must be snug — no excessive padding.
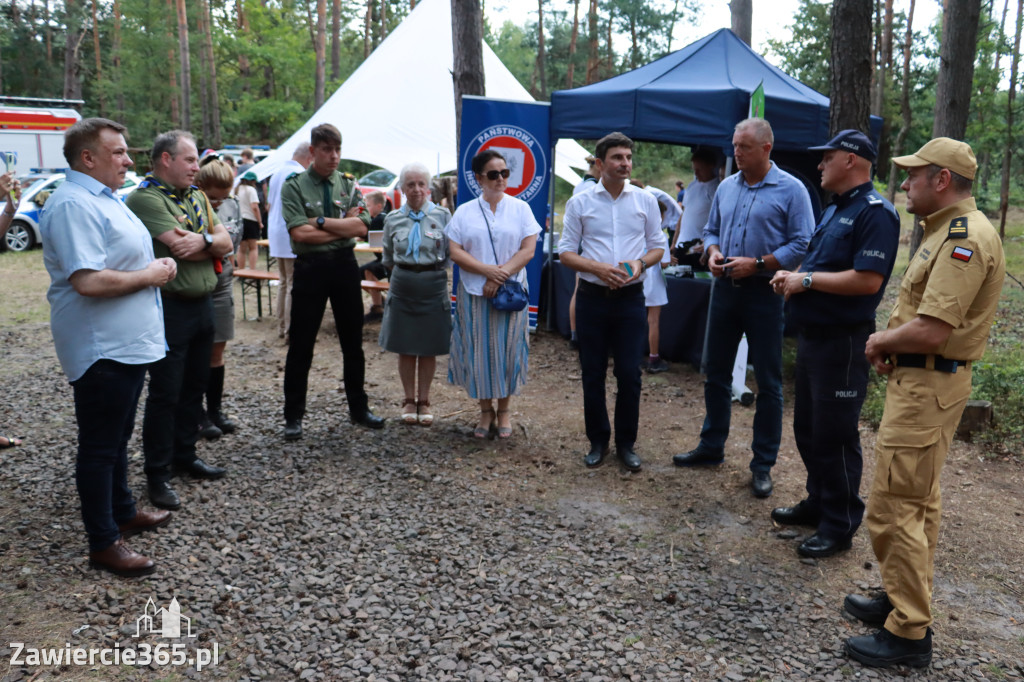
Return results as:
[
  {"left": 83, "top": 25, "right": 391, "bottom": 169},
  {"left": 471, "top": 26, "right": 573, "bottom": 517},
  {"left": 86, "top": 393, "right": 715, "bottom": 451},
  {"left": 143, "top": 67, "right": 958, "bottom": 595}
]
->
[
  {"left": 284, "top": 172, "right": 299, "bottom": 182},
  {"left": 948, "top": 217, "right": 968, "bottom": 239}
]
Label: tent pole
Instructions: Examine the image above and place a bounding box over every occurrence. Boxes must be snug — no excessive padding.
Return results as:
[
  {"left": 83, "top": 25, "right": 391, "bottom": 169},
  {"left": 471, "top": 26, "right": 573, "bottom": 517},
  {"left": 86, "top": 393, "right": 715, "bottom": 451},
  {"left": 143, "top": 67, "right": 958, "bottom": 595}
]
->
[{"left": 545, "top": 144, "right": 558, "bottom": 332}]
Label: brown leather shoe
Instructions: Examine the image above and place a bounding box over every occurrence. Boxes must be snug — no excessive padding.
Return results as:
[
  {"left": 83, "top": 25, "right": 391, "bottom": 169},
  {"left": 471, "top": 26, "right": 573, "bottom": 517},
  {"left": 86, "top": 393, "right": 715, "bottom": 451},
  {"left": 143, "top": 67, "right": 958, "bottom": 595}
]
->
[
  {"left": 88, "top": 539, "right": 156, "bottom": 577},
  {"left": 118, "top": 509, "right": 172, "bottom": 539}
]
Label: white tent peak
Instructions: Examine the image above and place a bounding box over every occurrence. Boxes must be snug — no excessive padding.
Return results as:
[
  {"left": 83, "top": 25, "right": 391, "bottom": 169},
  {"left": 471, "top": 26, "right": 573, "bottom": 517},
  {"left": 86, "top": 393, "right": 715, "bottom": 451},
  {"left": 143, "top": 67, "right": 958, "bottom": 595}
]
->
[{"left": 250, "top": 0, "right": 590, "bottom": 186}]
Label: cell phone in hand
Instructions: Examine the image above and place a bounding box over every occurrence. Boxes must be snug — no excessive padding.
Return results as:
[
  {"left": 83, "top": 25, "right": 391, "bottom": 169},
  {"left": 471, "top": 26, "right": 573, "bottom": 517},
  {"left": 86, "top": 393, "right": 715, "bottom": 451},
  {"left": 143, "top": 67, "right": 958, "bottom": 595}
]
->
[{"left": 620, "top": 261, "right": 634, "bottom": 277}]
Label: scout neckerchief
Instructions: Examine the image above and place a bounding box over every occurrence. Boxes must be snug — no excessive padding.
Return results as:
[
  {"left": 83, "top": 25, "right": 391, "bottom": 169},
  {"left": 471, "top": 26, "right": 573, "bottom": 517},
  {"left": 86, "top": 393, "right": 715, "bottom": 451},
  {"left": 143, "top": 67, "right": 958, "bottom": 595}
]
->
[
  {"left": 404, "top": 201, "right": 435, "bottom": 262},
  {"left": 141, "top": 173, "right": 205, "bottom": 233}
]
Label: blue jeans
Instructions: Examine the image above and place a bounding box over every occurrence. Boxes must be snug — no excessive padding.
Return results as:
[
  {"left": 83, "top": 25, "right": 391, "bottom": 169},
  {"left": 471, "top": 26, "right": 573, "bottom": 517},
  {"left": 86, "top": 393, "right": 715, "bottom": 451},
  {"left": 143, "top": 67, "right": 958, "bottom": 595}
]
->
[
  {"left": 576, "top": 282, "right": 646, "bottom": 448},
  {"left": 143, "top": 295, "right": 214, "bottom": 483},
  {"left": 72, "top": 360, "right": 148, "bottom": 552},
  {"left": 699, "top": 277, "right": 784, "bottom": 472}
]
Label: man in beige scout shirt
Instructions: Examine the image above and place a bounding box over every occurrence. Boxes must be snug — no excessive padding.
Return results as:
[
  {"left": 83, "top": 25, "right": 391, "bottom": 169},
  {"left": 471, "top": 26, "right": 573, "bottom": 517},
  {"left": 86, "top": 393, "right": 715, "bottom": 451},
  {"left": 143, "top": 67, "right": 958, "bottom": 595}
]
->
[{"left": 844, "top": 138, "right": 1005, "bottom": 669}]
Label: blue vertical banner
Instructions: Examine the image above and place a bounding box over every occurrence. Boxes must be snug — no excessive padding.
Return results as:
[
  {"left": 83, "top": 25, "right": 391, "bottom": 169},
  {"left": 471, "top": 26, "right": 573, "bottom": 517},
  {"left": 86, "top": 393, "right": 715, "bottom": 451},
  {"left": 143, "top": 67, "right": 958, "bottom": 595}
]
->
[{"left": 455, "top": 95, "right": 552, "bottom": 330}]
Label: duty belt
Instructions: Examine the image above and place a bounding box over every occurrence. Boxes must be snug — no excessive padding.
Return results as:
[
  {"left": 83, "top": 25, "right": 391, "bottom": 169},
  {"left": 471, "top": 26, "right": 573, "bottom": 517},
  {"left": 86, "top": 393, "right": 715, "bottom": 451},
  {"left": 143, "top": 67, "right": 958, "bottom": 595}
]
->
[
  {"left": 798, "top": 321, "right": 874, "bottom": 340},
  {"left": 894, "top": 353, "right": 968, "bottom": 373},
  {"left": 395, "top": 263, "right": 445, "bottom": 272}
]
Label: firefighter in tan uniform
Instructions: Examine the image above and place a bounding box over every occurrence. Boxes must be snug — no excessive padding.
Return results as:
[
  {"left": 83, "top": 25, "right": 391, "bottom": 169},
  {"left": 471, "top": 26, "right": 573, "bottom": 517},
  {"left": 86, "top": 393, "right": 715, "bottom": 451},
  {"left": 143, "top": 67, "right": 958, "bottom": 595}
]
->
[{"left": 843, "top": 138, "right": 1005, "bottom": 669}]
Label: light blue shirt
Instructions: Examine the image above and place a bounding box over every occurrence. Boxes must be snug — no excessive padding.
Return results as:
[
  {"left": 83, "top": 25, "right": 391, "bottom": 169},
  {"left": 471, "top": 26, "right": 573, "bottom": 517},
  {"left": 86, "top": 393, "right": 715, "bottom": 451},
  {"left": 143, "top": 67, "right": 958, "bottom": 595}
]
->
[
  {"left": 41, "top": 170, "right": 165, "bottom": 382},
  {"left": 702, "top": 161, "right": 813, "bottom": 272}
]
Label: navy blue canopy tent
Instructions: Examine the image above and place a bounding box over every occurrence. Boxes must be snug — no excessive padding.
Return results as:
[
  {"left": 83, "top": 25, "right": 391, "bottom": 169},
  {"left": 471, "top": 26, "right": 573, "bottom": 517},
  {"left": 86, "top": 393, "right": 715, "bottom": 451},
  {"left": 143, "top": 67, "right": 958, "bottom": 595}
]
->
[{"left": 551, "top": 28, "right": 881, "bottom": 153}]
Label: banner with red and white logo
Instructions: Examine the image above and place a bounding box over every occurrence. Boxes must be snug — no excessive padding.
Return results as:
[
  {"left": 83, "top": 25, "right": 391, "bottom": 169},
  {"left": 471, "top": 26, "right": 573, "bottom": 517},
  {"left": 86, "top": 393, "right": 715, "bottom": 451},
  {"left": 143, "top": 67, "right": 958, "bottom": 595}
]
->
[{"left": 454, "top": 96, "right": 553, "bottom": 329}]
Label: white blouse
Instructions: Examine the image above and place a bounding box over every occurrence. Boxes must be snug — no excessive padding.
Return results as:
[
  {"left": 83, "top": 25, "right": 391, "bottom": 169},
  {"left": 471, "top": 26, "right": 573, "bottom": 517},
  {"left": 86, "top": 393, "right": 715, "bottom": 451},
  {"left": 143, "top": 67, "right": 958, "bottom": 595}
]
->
[{"left": 445, "top": 195, "right": 542, "bottom": 296}]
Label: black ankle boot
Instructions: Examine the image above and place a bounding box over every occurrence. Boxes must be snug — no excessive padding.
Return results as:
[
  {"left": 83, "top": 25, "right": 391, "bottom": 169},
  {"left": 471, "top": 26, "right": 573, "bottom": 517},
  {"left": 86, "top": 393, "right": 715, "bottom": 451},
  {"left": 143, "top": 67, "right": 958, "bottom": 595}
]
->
[{"left": 206, "top": 365, "right": 237, "bottom": 434}]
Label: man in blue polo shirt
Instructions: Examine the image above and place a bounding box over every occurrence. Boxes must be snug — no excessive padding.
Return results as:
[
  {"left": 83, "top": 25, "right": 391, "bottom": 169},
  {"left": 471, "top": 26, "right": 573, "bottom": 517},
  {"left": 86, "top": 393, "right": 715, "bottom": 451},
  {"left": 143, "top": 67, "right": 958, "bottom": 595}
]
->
[
  {"left": 674, "top": 118, "right": 813, "bottom": 498},
  {"left": 768, "top": 130, "right": 899, "bottom": 557}
]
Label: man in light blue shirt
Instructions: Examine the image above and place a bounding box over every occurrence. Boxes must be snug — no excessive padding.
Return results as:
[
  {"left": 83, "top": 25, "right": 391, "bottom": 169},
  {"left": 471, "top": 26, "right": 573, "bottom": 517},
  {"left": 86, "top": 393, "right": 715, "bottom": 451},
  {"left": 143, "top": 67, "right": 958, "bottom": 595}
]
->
[
  {"left": 673, "top": 118, "right": 813, "bottom": 498},
  {"left": 41, "top": 118, "right": 177, "bottom": 577}
]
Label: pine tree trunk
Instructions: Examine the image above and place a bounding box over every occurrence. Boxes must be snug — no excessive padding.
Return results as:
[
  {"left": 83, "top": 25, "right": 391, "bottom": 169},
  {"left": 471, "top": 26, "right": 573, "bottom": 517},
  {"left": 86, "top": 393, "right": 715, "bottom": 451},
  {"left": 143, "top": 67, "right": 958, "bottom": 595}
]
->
[
  {"left": 730, "top": 0, "right": 751, "bottom": 46},
  {"left": 567, "top": 0, "right": 579, "bottom": 88},
  {"left": 92, "top": 0, "right": 105, "bottom": 115},
  {"left": 451, "top": 0, "right": 485, "bottom": 159},
  {"left": 197, "top": 4, "right": 211, "bottom": 143},
  {"left": 176, "top": 0, "right": 191, "bottom": 132},
  {"left": 605, "top": 17, "right": 613, "bottom": 75},
  {"left": 364, "top": 0, "right": 372, "bottom": 58},
  {"left": 237, "top": 0, "right": 251, "bottom": 95},
  {"left": 585, "top": 0, "right": 598, "bottom": 84},
  {"left": 536, "top": 0, "right": 547, "bottom": 97},
  {"left": 380, "top": 0, "right": 388, "bottom": 42},
  {"left": 886, "top": 0, "right": 914, "bottom": 203},
  {"left": 113, "top": 0, "right": 124, "bottom": 119},
  {"left": 45, "top": 0, "right": 53, "bottom": 64},
  {"left": 932, "top": 0, "right": 981, "bottom": 139},
  {"left": 999, "top": 0, "right": 1023, "bottom": 237},
  {"left": 166, "top": 0, "right": 180, "bottom": 126},
  {"left": 330, "top": 0, "right": 341, "bottom": 81},
  {"left": 829, "top": 0, "right": 872, "bottom": 133},
  {"left": 202, "top": 0, "right": 221, "bottom": 147},
  {"left": 63, "top": 2, "right": 85, "bottom": 100},
  {"left": 315, "top": 0, "right": 326, "bottom": 110},
  {"left": 875, "top": 0, "right": 894, "bottom": 166}
]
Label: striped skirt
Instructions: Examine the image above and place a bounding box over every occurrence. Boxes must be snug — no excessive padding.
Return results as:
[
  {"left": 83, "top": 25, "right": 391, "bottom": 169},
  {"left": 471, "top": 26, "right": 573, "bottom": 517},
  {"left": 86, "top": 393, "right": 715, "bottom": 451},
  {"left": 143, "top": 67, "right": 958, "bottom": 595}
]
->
[{"left": 447, "top": 279, "right": 530, "bottom": 399}]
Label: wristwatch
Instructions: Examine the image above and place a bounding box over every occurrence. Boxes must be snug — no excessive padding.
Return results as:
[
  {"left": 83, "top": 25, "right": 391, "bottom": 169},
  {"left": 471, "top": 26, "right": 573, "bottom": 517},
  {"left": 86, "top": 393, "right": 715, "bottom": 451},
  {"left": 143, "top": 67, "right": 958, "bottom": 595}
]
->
[
  {"left": 639, "top": 259, "right": 648, "bottom": 274},
  {"left": 316, "top": 216, "right": 326, "bottom": 230},
  {"left": 755, "top": 256, "right": 766, "bottom": 271},
  {"left": 202, "top": 232, "right": 213, "bottom": 250},
  {"left": 802, "top": 272, "right": 814, "bottom": 289}
]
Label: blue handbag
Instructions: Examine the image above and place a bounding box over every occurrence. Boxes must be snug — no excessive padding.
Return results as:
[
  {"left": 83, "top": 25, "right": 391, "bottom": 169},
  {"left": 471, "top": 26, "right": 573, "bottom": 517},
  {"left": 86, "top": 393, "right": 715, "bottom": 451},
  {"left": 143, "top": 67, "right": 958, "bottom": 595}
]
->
[{"left": 479, "top": 199, "right": 528, "bottom": 312}]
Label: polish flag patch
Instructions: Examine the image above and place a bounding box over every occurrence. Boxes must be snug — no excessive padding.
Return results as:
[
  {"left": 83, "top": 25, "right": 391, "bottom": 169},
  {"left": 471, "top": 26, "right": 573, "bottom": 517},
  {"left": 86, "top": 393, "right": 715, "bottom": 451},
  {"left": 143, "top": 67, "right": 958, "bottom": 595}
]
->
[{"left": 951, "top": 246, "right": 973, "bottom": 262}]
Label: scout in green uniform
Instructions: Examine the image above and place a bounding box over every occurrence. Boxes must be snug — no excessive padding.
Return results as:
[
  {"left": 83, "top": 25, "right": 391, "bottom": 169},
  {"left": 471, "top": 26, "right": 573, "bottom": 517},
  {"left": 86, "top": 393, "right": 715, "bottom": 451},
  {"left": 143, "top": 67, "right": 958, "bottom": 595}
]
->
[
  {"left": 844, "top": 138, "right": 1005, "bottom": 668},
  {"left": 280, "top": 123, "right": 385, "bottom": 441},
  {"left": 126, "top": 130, "right": 233, "bottom": 512}
]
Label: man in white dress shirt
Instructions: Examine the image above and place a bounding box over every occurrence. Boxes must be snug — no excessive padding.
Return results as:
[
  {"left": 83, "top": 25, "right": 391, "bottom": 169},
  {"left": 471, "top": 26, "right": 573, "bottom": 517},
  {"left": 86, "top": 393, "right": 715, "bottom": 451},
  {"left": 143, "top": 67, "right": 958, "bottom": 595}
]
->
[
  {"left": 558, "top": 132, "right": 667, "bottom": 472},
  {"left": 267, "top": 143, "right": 313, "bottom": 342},
  {"left": 672, "top": 147, "right": 721, "bottom": 259}
]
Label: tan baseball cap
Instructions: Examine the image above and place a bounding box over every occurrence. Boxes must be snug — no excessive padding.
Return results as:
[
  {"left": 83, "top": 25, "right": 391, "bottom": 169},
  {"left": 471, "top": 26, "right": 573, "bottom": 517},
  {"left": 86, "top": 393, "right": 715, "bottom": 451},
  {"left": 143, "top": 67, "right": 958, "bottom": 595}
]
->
[{"left": 892, "top": 137, "right": 977, "bottom": 180}]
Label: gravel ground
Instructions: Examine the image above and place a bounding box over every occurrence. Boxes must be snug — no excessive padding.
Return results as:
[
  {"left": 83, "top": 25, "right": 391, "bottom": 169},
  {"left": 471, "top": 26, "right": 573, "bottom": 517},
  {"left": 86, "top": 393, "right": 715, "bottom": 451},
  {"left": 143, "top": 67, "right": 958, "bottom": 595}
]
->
[{"left": 1, "top": 314, "right": 1022, "bottom": 681}]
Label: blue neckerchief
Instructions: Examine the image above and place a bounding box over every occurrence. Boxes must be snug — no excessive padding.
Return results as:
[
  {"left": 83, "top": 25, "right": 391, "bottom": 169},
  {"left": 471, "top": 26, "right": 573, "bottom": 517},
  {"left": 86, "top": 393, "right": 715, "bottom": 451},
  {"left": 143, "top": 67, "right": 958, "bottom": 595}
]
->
[{"left": 404, "top": 201, "right": 434, "bottom": 261}]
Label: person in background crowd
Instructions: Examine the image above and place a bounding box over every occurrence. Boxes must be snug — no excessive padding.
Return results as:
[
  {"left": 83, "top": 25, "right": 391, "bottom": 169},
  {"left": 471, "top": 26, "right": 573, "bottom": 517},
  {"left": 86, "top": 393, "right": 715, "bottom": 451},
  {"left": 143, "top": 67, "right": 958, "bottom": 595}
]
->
[
  {"left": 360, "top": 191, "right": 390, "bottom": 322},
  {"left": 446, "top": 150, "right": 541, "bottom": 439},
  {"left": 845, "top": 138, "right": 1005, "bottom": 669},
  {"left": 378, "top": 163, "right": 451, "bottom": 426},
  {"left": 40, "top": 117, "right": 176, "bottom": 576},
  {"left": 567, "top": 154, "right": 601, "bottom": 350},
  {"left": 769, "top": 130, "right": 899, "bottom": 559},
  {"left": 280, "top": 123, "right": 384, "bottom": 441},
  {"left": 673, "top": 118, "right": 813, "bottom": 498},
  {"left": 267, "top": 143, "right": 313, "bottom": 344},
  {"left": 235, "top": 171, "right": 263, "bottom": 270},
  {"left": 235, "top": 148, "right": 255, "bottom": 176},
  {"left": 195, "top": 158, "right": 244, "bottom": 440},
  {"left": 558, "top": 132, "right": 666, "bottom": 473},
  {"left": 127, "top": 130, "right": 233, "bottom": 512},
  {"left": 0, "top": 170, "right": 21, "bottom": 250},
  {"left": 672, "top": 147, "right": 721, "bottom": 266},
  {"left": 675, "top": 179, "right": 685, "bottom": 206}
]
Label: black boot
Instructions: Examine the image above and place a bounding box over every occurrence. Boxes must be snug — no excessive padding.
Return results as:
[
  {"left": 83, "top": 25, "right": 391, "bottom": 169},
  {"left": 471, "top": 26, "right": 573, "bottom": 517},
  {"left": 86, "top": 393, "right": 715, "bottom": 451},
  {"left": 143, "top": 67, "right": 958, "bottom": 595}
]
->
[
  {"left": 206, "top": 365, "right": 237, "bottom": 434},
  {"left": 198, "top": 411, "right": 222, "bottom": 440}
]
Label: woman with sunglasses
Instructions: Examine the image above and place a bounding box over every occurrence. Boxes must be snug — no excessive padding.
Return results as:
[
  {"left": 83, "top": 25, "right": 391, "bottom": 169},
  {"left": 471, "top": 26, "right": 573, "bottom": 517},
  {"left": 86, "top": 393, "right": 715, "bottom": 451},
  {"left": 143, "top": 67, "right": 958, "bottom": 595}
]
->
[
  {"left": 194, "top": 158, "right": 244, "bottom": 439},
  {"left": 378, "top": 162, "right": 452, "bottom": 426},
  {"left": 445, "top": 150, "right": 541, "bottom": 439}
]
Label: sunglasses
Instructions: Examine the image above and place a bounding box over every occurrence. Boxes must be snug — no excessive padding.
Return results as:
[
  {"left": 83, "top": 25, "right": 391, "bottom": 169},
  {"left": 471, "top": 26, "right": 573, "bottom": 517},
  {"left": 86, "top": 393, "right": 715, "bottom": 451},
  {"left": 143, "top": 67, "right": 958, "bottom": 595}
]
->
[{"left": 484, "top": 168, "right": 511, "bottom": 181}]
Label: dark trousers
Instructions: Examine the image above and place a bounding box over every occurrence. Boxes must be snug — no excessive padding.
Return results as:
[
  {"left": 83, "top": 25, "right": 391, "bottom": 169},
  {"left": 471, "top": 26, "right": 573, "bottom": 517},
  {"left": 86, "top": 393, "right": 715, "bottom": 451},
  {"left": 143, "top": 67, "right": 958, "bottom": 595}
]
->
[
  {"left": 143, "top": 295, "right": 214, "bottom": 484},
  {"left": 284, "top": 250, "right": 368, "bottom": 421},
  {"left": 699, "top": 277, "right": 784, "bottom": 473},
  {"left": 73, "top": 360, "right": 148, "bottom": 552},
  {"left": 576, "top": 283, "right": 646, "bottom": 449},
  {"left": 793, "top": 329, "right": 871, "bottom": 540}
]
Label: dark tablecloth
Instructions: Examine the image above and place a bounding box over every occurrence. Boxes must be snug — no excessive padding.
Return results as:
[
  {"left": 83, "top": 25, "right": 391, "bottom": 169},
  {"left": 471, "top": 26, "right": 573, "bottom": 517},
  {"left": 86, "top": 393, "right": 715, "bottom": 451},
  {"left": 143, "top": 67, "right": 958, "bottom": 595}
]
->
[{"left": 542, "top": 260, "right": 711, "bottom": 367}]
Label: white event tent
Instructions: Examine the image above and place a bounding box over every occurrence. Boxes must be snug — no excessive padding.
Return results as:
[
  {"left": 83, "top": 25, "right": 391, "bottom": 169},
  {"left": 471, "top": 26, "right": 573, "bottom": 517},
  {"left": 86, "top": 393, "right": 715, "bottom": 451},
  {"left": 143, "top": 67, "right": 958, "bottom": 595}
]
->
[{"left": 249, "top": 0, "right": 590, "bottom": 185}]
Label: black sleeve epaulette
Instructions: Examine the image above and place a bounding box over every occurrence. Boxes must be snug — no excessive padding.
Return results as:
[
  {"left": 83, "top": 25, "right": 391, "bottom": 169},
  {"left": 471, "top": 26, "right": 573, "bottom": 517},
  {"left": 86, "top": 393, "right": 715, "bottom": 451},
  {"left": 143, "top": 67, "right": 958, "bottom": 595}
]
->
[{"left": 948, "top": 217, "right": 969, "bottom": 239}]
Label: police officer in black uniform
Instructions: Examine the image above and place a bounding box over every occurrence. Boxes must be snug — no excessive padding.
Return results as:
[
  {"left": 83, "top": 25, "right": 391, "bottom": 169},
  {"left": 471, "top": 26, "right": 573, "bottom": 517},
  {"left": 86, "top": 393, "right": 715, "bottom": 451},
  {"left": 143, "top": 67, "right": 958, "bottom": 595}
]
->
[{"left": 768, "top": 130, "right": 900, "bottom": 558}]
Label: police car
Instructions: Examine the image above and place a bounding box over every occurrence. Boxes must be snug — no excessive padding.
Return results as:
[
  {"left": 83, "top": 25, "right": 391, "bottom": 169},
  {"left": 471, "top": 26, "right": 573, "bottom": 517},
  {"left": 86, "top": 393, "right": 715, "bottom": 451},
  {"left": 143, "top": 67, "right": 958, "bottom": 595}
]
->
[{"left": 3, "top": 169, "right": 141, "bottom": 252}]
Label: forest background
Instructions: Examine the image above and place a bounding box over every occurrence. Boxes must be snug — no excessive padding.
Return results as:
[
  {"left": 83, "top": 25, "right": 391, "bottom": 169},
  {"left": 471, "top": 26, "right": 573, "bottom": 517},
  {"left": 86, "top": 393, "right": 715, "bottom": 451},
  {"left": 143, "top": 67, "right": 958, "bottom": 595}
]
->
[{"left": 2, "top": 0, "right": 1021, "bottom": 213}]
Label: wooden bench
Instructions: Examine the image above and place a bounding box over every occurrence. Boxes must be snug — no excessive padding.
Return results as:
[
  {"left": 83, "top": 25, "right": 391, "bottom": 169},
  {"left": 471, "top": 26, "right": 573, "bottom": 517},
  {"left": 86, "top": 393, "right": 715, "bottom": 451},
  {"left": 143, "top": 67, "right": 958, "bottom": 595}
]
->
[
  {"left": 360, "top": 279, "right": 390, "bottom": 294},
  {"left": 233, "top": 268, "right": 279, "bottom": 320}
]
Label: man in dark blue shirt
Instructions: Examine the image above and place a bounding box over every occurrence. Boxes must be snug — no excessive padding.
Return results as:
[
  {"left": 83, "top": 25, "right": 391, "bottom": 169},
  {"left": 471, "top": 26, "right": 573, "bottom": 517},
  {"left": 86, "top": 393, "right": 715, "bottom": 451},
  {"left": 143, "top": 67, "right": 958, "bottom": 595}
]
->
[{"left": 769, "top": 130, "right": 900, "bottom": 558}]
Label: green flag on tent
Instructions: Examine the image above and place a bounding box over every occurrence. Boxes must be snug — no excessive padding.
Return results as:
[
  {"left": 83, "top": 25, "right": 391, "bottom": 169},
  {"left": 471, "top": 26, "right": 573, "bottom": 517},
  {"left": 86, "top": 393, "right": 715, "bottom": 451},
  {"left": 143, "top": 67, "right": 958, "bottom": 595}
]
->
[{"left": 749, "top": 81, "right": 765, "bottom": 119}]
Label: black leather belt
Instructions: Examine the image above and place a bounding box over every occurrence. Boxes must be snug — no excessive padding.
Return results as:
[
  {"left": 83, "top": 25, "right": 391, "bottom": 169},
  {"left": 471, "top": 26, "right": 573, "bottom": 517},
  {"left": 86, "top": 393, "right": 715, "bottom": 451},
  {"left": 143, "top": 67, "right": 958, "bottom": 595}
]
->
[
  {"left": 799, "top": 321, "right": 875, "bottom": 340},
  {"left": 578, "top": 280, "right": 642, "bottom": 298},
  {"left": 296, "top": 246, "right": 355, "bottom": 262},
  {"left": 395, "top": 263, "right": 445, "bottom": 272},
  {"left": 895, "top": 353, "right": 968, "bottom": 373}
]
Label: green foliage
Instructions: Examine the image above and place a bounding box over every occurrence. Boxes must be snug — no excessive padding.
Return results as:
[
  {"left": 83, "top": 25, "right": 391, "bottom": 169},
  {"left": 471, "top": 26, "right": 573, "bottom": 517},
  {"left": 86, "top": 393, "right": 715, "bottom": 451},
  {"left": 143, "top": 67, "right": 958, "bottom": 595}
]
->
[
  {"left": 766, "top": 0, "right": 832, "bottom": 96},
  {"left": 970, "top": 360, "right": 1024, "bottom": 444}
]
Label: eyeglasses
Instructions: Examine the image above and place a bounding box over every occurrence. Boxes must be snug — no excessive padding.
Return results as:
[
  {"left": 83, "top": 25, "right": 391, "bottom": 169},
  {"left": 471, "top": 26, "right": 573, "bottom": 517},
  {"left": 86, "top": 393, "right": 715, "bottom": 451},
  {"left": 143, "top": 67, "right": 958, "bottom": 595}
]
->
[{"left": 484, "top": 169, "right": 511, "bottom": 181}]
